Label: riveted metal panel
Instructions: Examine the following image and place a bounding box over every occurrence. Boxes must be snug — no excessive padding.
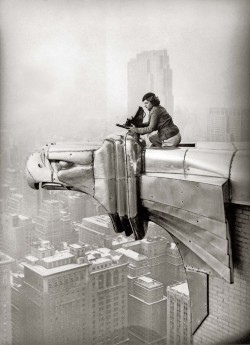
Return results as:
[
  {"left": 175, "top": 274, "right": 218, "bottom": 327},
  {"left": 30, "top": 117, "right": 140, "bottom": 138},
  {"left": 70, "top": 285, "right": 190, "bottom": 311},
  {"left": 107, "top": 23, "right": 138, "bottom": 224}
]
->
[
  {"left": 47, "top": 143, "right": 95, "bottom": 165},
  {"left": 124, "top": 138, "right": 141, "bottom": 218},
  {"left": 94, "top": 140, "right": 116, "bottom": 179},
  {"left": 94, "top": 178, "right": 116, "bottom": 213},
  {"left": 185, "top": 149, "right": 234, "bottom": 178},
  {"left": 149, "top": 213, "right": 231, "bottom": 282},
  {"left": 142, "top": 200, "right": 228, "bottom": 239},
  {"left": 94, "top": 139, "right": 116, "bottom": 213},
  {"left": 186, "top": 270, "right": 208, "bottom": 333},
  {"left": 141, "top": 174, "right": 228, "bottom": 222},
  {"left": 145, "top": 147, "right": 187, "bottom": 174},
  {"left": 57, "top": 165, "right": 94, "bottom": 195},
  {"left": 115, "top": 139, "right": 127, "bottom": 217},
  {"left": 151, "top": 210, "right": 230, "bottom": 266},
  {"left": 230, "top": 150, "right": 250, "bottom": 205}
]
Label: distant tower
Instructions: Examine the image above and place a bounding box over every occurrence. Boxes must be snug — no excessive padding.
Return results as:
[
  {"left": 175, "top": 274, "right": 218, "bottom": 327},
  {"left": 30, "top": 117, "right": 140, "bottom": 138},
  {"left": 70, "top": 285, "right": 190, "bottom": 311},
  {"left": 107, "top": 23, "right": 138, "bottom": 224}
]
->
[
  {"left": 166, "top": 282, "right": 192, "bottom": 345},
  {"left": 128, "top": 50, "right": 174, "bottom": 115},
  {"left": 0, "top": 252, "right": 13, "bottom": 345},
  {"left": 128, "top": 276, "right": 167, "bottom": 345}
]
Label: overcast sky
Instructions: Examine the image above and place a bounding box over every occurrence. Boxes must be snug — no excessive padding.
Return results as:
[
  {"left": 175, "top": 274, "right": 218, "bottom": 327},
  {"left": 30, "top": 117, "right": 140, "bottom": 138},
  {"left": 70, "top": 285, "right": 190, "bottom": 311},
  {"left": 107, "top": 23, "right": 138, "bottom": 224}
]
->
[{"left": 1, "top": 0, "right": 250, "bottom": 139}]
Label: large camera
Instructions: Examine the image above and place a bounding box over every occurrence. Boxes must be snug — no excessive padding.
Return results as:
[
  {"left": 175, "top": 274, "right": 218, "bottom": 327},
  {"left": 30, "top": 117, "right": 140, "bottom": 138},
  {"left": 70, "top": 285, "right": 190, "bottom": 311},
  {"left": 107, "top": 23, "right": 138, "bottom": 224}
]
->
[{"left": 116, "top": 106, "right": 145, "bottom": 129}]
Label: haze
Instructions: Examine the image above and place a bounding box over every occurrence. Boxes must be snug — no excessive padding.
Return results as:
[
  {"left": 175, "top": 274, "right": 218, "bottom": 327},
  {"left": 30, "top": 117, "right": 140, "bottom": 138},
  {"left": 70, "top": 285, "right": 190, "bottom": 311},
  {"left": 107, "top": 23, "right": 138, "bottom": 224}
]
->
[{"left": 1, "top": 0, "right": 250, "bottom": 142}]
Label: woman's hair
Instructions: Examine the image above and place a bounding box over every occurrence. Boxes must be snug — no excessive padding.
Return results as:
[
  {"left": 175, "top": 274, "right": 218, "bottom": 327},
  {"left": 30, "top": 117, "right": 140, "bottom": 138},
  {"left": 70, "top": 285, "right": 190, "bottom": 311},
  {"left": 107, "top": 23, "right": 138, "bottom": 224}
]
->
[{"left": 142, "top": 92, "right": 160, "bottom": 106}]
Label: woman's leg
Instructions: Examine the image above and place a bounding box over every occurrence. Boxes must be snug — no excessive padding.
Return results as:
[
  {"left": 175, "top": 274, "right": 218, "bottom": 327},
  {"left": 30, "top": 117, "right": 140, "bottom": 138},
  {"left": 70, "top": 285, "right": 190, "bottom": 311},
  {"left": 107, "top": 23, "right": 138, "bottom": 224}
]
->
[
  {"left": 148, "top": 132, "right": 162, "bottom": 147},
  {"left": 162, "top": 132, "right": 181, "bottom": 147}
]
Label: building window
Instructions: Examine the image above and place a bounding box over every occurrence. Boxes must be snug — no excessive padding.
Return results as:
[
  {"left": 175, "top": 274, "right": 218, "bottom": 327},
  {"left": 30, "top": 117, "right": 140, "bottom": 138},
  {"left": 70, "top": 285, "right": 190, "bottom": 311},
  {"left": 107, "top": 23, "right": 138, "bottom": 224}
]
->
[
  {"left": 98, "top": 274, "right": 104, "bottom": 289},
  {"left": 106, "top": 272, "right": 111, "bottom": 287},
  {"left": 113, "top": 270, "right": 119, "bottom": 285}
]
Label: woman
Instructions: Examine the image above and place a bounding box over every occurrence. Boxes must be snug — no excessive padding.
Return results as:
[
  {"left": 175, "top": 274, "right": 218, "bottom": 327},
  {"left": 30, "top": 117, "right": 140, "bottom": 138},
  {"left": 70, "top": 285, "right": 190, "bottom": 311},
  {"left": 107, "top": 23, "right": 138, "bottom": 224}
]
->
[{"left": 129, "top": 92, "right": 181, "bottom": 147}]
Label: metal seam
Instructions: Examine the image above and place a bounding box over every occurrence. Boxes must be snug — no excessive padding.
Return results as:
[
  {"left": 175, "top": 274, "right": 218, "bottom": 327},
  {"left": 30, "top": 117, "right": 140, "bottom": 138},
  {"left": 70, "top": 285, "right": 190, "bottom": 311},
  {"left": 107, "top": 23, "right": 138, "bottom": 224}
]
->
[{"left": 228, "top": 149, "right": 237, "bottom": 203}]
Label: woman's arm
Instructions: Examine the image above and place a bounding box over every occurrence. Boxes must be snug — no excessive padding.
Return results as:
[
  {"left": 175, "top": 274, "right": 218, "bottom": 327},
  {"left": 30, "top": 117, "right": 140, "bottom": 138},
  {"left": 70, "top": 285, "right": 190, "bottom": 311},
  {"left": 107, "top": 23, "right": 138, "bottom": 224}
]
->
[{"left": 132, "top": 111, "right": 159, "bottom": 134}]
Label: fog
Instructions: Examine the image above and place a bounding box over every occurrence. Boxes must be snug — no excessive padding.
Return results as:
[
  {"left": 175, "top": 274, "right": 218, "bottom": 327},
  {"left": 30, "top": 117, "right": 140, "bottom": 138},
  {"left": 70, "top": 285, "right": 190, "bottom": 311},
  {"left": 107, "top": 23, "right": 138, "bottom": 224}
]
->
[{"left": 1, "top": 0, "right": 250, "bottom": 142}]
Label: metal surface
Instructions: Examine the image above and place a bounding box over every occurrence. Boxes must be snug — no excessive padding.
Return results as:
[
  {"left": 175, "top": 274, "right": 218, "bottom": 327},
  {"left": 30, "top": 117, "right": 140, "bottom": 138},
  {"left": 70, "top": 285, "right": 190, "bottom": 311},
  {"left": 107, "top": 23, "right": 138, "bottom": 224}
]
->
[
  {"left": 141, "top": 174, "right": 228, "bottom": 222},
  {"left": 145, "top": 147, "right": 187, "bottom": 173},
  {"left": 149, "top": 212, "right": 232, "bottom": 282},
  {"left": 186, "top": 270, "right": 208, "bottom": 333},
  {"left": 230, "top": 149, "right": 250, "bottom": 205}
]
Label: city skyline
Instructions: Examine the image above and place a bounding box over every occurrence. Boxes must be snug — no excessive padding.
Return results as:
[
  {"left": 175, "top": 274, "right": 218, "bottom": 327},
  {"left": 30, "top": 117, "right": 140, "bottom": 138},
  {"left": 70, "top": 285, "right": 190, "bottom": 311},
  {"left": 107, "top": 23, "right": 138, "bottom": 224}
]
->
[
  {"left": 1, "top": 1, "right": 250, "bottom": 344},
  {"left": 1, "top": 0, "right": 250, "bottom": 141}
]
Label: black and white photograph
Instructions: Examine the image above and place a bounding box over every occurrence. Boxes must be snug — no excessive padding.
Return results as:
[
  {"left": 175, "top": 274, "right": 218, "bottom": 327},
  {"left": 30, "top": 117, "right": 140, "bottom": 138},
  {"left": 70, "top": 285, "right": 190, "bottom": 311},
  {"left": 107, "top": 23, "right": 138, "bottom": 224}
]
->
[{"left": 0, "top": 1, "right": 250, "bottom": 344}]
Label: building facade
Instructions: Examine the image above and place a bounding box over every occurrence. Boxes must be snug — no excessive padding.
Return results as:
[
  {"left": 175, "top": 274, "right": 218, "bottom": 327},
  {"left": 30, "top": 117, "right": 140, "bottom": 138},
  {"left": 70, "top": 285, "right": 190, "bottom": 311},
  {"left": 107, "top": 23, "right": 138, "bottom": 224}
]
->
[
  {"left": 128, "top": 50, "right": 174, "bottom": 115},
  {"left": 208, "top": 107, "right": 250, "bottom": 142},
  {"left": 0, "top": 252, "right": 13, "bottom": 345},
  {"left": 77, "top": 215, "right": 113, "bottom": 247},
  {"left": 11, "top": 241, "right": 129, "bottom": 345},
  {"left": 128, "top": 276, "right": 167, "bottom": 345},
  {"left": 1, "top": 213, "right": 34, "bottom": 260},
  {"left": 167, "top": 282, "right": 192, "bottom": 345}
]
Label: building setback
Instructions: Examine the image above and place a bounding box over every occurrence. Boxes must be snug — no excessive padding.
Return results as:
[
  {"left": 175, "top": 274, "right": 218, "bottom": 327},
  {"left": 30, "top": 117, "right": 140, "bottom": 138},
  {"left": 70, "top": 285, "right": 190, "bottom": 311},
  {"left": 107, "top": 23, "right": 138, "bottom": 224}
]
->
[
  {"left": 128, "top": 276, "right": 167, "bottom": 345},
  {"left": 127, "top": 50, "right": 174, "bottom": 115},
  {"left": 167, "top": 282, "right": 192, "bottom": 345},
  {"left": 11, "top": 241, "right": 129, "bottom": 345},
  {"left": 0, "top": 252, "right": 13, "bottom": 345}
]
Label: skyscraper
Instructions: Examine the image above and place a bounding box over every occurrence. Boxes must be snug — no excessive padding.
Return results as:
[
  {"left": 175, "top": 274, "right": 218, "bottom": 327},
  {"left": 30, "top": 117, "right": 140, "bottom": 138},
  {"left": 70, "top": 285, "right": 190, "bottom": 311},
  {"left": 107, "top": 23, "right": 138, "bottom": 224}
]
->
[
  {"left": 0, "top": 252, "right": 13, "bottom": 345},
  {"left": 1, "top": 213, "right": 34, "bottom": 260},
  {"left": 77, "top": 215, "right": 113, "bottom": 247},
  {"left": 128, "top": 50, "right": 174, "bottom": 115},
  {"left": 11, "top": 241, "right": 129, "bottom": 345},
  {"left": 33, "top": 199, "right": 64, "bottom": 247},
  {"left": 128, "top": 276, "right": 167, "bottom": 345},
  {"left": 165, "top": 242, "right": 186, "bottom": 286},
  {"left": 166, "top": 282, "right": 192, "bottom": 345}
]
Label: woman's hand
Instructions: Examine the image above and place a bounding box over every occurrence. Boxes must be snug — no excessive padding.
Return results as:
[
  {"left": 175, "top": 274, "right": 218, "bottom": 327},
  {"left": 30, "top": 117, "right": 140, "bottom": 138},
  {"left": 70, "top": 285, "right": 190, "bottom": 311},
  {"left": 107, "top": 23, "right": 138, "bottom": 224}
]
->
[{"left": 128, "top": 124, "right": 138, "bottom": 134}]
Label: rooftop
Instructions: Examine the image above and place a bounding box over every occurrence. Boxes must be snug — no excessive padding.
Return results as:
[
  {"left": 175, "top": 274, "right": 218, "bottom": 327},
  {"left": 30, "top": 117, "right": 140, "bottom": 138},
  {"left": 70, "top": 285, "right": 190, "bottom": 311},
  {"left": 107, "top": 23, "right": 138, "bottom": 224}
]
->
[
  {"left": 42, "top": 251, "right": 74, "bottom": 263},
  {"left": 136, "top": 276, "right": 162, "bottom": 289},
  {"left": 170, "top": 282, "right": 189, "bottom": 296},
  {"left": 116, "top": 248, "right": 147, "bottom": 261}
]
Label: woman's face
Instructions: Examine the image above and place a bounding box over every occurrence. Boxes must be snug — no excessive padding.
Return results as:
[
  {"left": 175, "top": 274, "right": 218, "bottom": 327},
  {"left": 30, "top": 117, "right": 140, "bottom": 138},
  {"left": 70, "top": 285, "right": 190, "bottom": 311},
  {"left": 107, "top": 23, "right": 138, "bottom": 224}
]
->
[{"left": 143, "top": 100, "right": 153, "bottom": 110}]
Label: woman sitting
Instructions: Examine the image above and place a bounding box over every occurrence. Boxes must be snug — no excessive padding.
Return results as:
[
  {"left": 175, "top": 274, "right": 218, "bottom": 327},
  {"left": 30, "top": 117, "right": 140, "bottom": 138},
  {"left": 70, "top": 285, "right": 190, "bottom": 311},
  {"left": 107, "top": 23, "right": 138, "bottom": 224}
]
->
[{"left": 129, "top": 92, "right": 181, "bottom": 148}]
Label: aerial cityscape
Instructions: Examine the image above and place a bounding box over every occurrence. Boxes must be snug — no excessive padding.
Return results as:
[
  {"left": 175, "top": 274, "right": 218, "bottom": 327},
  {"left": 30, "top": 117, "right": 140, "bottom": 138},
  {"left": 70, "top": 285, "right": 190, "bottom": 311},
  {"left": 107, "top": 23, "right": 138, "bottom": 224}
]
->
[
  {"left": 1, "top": 47, "right": 249, "bottom": 345},
  {"left": 1, "top": 1, "right": 250, "bottom": 344}
]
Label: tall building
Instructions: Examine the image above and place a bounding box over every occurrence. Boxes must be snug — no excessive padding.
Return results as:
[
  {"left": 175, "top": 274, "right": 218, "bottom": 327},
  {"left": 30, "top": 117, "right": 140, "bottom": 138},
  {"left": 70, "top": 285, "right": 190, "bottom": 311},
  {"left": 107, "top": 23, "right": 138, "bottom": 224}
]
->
[
  {"left": 11, "top": 272, "right": 25, "bottom": 345},
  {"left": 128, "top": 50, "right": 174, "bottom": 115},
  {"left": 0, "top": 252, "right": 13, "bottom": 345},
  {"left": 33, "top": 199, "right": 64, "bottom": 247},
  {"left": 1, "top": 213, "right": 34, "bottom": 260},
  {"left": 128, "top": 276, "right": 167, "bottom": 345},
  {"left": 4, "top": 168, "right": 22, "bottom": 194},
  {"left": 77, "top": 215, "right": 113, "bottom": 247},
  {"left": 116, "top": 247, "right": 150, "bottom": 292},
  {"left": 122, "top": 236, "right": 184, "bottom": 289},
  {"left": 165, "top": 242, "right": 186, "bottom": 286},
  {"left": 11, "top": 241, "right": 129, "bottom": 345},
  {"left": 6, "top": 193, "right": 24, "bottom": 215},
  {"left": 208, "top": 107, "right": 250, "bottom": 142},
  {"left": 167, "top": 282, "right": 192, "bottom": 345}
]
